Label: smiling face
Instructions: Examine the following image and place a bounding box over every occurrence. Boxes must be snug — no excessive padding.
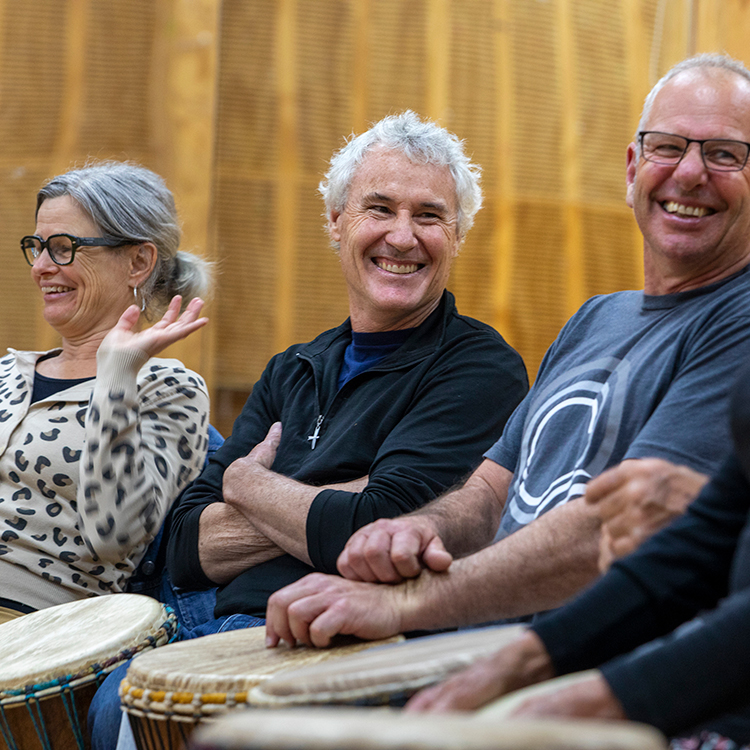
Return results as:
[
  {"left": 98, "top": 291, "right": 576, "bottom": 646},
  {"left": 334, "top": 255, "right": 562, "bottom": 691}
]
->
[
  {"left": 330, "top": 148, "right": 461, "bottom": 332},
  {"left": 31, "top": 195, "right": 140, "bottom": 343},
  {"left": 627, "top": 68, "right": 750, "bottom": 292}
]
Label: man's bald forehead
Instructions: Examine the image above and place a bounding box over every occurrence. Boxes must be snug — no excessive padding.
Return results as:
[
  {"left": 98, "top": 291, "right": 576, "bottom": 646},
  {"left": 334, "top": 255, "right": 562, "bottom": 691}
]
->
[
  {"left": 668, "top": 65, "right": 750, "bottom": 93},
  {"left": 642, "top": 65, "right": 750, "bottom": 134}
]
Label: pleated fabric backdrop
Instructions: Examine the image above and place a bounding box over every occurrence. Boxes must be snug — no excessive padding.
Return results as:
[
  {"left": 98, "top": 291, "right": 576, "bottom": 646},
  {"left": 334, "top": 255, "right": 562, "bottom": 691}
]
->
[{"left": 0, "top": 0, "right": 747, "bottom": 433}]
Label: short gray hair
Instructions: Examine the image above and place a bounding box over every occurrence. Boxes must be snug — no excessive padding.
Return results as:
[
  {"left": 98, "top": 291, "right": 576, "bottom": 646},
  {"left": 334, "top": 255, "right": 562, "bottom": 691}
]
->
[
  {"left": 36, "top": 161, "right": 212, "bottom": 317},
  {"left": 638, "top": 53, "right": 750, "bottom": 139},
  {"left": 320, "top": 111, "right": 482, "bottom": 240}
]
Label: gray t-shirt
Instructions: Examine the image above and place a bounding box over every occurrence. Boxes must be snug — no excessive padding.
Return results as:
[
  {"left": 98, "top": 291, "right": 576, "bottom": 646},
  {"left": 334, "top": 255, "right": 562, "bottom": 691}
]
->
[{"left": 487, "top": 266, "right": 750, "bottom": 540}]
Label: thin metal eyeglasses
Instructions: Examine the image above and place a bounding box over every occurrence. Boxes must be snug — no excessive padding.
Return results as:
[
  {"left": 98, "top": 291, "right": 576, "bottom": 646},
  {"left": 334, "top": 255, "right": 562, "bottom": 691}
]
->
[
  {"left": 638, "top": 131, "right": 750, "bottom": 172},
  {"left": 20, "top": 234, "right": 129, "bottom": 267}
]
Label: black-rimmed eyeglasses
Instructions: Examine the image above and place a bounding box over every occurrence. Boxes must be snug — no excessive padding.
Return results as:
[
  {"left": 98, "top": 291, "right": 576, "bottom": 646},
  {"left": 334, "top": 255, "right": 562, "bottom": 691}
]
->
[
  {"left": 20, "top": 234, "right": 129, "bottom": 267},
  {"left": 639, "top": 131, "right": 750, "bottom": 172}
]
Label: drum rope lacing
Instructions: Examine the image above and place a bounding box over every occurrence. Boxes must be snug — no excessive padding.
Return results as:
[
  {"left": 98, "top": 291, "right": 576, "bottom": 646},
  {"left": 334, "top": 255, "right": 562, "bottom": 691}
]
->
[
  {"left": 121, "top": 680, "right": 251, "bottom": 718},
  {"left": 0, "top": 607, "right": 179, "bottom": 750},
  {"left": 130, "top": 707, "right": 191, "bottom": 750}
]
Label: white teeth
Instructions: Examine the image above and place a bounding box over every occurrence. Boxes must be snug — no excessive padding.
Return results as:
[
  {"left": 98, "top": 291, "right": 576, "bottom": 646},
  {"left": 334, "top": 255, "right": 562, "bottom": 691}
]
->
[
  {"left": 41, "top": 286, "right": 73, "bottom": 294},
  {"left": 376, "top": 261, "right": 419, "bottom": 274},
  {"left": 663, "top": 201, "right": 710, "bottom": 218}
]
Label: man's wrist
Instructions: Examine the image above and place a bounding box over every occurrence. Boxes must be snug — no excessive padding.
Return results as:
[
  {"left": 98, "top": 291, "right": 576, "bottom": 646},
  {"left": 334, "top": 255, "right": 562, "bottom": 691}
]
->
[
  {"left": 223, "top": 460, "right": 264, "bottom": 508},
  {"left": 398, "top": 572, "right": 435, "bottom": 633},
  {"left": 508, "top": 630, "right": 557, "bottom": 690},
  {"left": 407, "top": 510, "right": 444, "bottom": 545}
]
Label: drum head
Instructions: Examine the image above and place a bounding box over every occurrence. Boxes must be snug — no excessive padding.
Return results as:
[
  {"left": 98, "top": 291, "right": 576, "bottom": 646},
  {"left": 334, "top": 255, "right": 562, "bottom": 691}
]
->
[
  {"left": 191, "top": 708, "right": 669, "bottom": 750},
  {"left": 0, "top": 594, "right": 171, "bottom": 694},
  {"left": 249, "top": 624, "right": 526, "bottom": 706},
  {"left": 121, "top": 628, "right": 402, "bottom": 719}
]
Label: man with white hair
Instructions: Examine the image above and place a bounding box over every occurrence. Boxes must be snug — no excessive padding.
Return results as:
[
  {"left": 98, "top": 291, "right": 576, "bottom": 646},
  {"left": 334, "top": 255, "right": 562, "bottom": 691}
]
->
[
  {"left": 166, "top": 111, "right": 527, "bottom": 624},
  {"left": 265, "top": 54, "right": 750, "bottom": 653}
]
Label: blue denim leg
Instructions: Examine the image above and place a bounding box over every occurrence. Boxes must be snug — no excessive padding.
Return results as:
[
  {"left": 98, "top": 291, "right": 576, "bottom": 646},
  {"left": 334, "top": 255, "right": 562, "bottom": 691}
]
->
[
  {"left": 88, "top": 614, "right": 265, "bottom": 749},
  {"left": 159, "top": 570, "right": 218, "bottom": 631},
  {"left": 180, "top": 613, "right": 265, "bottom": 639},
  {"left": 88, "top": 662, "right": 130, "bottom": 750}
]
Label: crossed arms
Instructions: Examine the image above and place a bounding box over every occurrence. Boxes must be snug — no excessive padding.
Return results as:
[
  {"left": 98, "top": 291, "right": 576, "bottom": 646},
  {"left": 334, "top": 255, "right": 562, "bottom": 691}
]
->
[{"left": 197, "top": 424, "right": 369, "bottom": 583}]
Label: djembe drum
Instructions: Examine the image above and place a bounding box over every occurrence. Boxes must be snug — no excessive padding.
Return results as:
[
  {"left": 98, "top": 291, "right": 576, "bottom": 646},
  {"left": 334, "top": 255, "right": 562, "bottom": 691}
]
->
[
  {"left": 248, "top": 624, "right": 527, "bottom": 707},
  {"left": 189, "top": 707, "right": 669, "bottom": 750},
  {"left": 0, "top": 594, "right": 177, "bottom": 750},
  {"left": 120, "top": 627, "right": 402, "bottom": 750}
]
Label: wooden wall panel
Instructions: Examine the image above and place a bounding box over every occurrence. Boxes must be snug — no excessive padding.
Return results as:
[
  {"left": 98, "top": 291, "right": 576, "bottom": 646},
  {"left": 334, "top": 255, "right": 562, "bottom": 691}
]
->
[
  {"left": 213, "top": 177, "right": 278, "bottom": 390},
  {"left": 76, "top": 1, "right": 155, "bottom": 159},
  {"left": 367, "top": 1, "right": 428, "bottom": 118},
  {"left": 0, "top": 166, "right": 50, "bottom": 353},
  {"left": 212, "top": 0, "right": 280, "bottom": 391},
  {"left": 508, "top": 0, "right": 564, "bottom": 199},
  {"left": 447, "top": 0, "right": 499, "bottom": 325},
  {"left": 296, "top": 0, "right": 356, "bottom": 174},
  {"left": 0, "top": 1, "right": 66, "bottom": 159},
  {"left": 0, "top": 0, "right": 749, "bottom": 427},
  {"left": 292, "top": 183, "right": 350, "bottom": 344},
  {"left": 147, "top": 0, "right": 220, "bottom": 381},
  {"left": 509, "top": 201, "right": 567, "bottom": 363},
  {"left": 581, "top": 209, "right": 643, "bottom": 299},
  {"left": 216, "top": 0, "right": 279, "bottom": 176},
  {"left": 573, "top": 1, "right": 632, "bottom": 205},
  {"left": 0, "top": 1, "right": 68, "bottom": 353}
]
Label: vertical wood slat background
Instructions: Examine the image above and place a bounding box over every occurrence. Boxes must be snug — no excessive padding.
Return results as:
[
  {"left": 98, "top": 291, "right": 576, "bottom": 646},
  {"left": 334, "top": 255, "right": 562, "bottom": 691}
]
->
[{"left": 0, "top": 0, "right": 748, "bottom": 435}]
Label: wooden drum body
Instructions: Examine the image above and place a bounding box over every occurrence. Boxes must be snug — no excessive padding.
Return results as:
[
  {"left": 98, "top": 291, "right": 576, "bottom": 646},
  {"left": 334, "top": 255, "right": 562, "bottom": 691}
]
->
[
  {"left": 248, "top": 624, "right": 527, "bottom": 708},
  {"left": 0, "top": 594, "right": 177, "bottom": 750},
  {"left": 120, "top": 628, "right": 402, "bottom": 750},
  {"left": 190, "top": 708, "right": 669, "bottom": 750}
]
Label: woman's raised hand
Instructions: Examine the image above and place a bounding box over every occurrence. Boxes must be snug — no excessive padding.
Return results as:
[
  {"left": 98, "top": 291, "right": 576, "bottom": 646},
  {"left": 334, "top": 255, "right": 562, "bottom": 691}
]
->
[{"left": 101, "top": 296, "right": 208, "bottom": 359}]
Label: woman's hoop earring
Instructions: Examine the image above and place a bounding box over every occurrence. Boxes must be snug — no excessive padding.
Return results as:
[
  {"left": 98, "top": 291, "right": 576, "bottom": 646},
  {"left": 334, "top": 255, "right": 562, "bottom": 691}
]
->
[{"left": 133, "top": 286, "right": 146, "bottom": 313}]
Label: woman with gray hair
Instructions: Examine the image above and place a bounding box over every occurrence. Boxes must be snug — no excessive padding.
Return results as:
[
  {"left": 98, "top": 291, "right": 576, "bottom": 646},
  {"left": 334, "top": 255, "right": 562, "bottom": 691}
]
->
[{"left": 0, "top": 161, "right": 212, "bottom": 622}]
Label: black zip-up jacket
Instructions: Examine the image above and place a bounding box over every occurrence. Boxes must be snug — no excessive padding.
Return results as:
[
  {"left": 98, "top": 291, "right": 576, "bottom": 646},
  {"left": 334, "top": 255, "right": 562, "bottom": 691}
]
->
[{"left": 168, "top": 292, "right": 528, "bottom": 618}]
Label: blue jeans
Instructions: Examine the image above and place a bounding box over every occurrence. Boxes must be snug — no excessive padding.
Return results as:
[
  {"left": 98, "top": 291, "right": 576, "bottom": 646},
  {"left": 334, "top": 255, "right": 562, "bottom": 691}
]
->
[
  {"left": 88, "top": 600, "right": 264, "bottom": 750},
  {"left": 158, "top": 570, "right": 218, "bottom": 631}
]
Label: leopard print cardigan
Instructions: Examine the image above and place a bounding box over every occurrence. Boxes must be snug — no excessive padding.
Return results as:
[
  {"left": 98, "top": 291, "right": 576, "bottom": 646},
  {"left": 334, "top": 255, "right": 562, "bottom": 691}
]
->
[{"left": 0, "top": 346, "right": 209, "bottom": 610}]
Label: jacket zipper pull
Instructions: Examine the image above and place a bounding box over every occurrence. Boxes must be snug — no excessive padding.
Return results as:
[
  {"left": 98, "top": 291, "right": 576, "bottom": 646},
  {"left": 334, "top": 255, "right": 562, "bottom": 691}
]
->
[{"left": 307, "top": 414, "right": 324, "bottom": 450}]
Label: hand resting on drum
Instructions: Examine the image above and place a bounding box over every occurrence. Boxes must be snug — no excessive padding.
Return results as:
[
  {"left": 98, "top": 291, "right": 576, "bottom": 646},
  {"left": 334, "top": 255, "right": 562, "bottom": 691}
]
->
[
  {"left": 584, "top": 458, "right": 709, "bottom": 571},
  {"left": 336, "top": 515, "right": 453, "bottom": 583},
  {"left": 407, "top": 634, "right": 623, "bottom": 722},
  {"left": 404, "top": 629, "right": 556, "bottom": 712},
  {"left": 492, "top": 671, "right": 627, "bottom": 721}
]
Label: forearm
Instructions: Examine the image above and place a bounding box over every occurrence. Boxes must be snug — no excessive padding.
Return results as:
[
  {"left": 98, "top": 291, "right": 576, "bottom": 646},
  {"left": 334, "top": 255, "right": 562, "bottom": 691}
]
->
[
  {"left": 198, "top": 502, "right": 285, "bottom": 585},
  {"left": 401, "top": 497, "right": 602, "bottom": 631},
  {"left": 223, "top": 458, "right": 318, "bottom": 565},
  {"left": 601, "top": 589, "right": 750, "bottom": 735},
  {"left": 412, "top": 460, "right": 511, "bottom": 559},
  {"left": 79, "top": 349, "right": 209, "bottom": 562},
  {"left": 223, "top": 419, "right": 370, "bottom": 570}
]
